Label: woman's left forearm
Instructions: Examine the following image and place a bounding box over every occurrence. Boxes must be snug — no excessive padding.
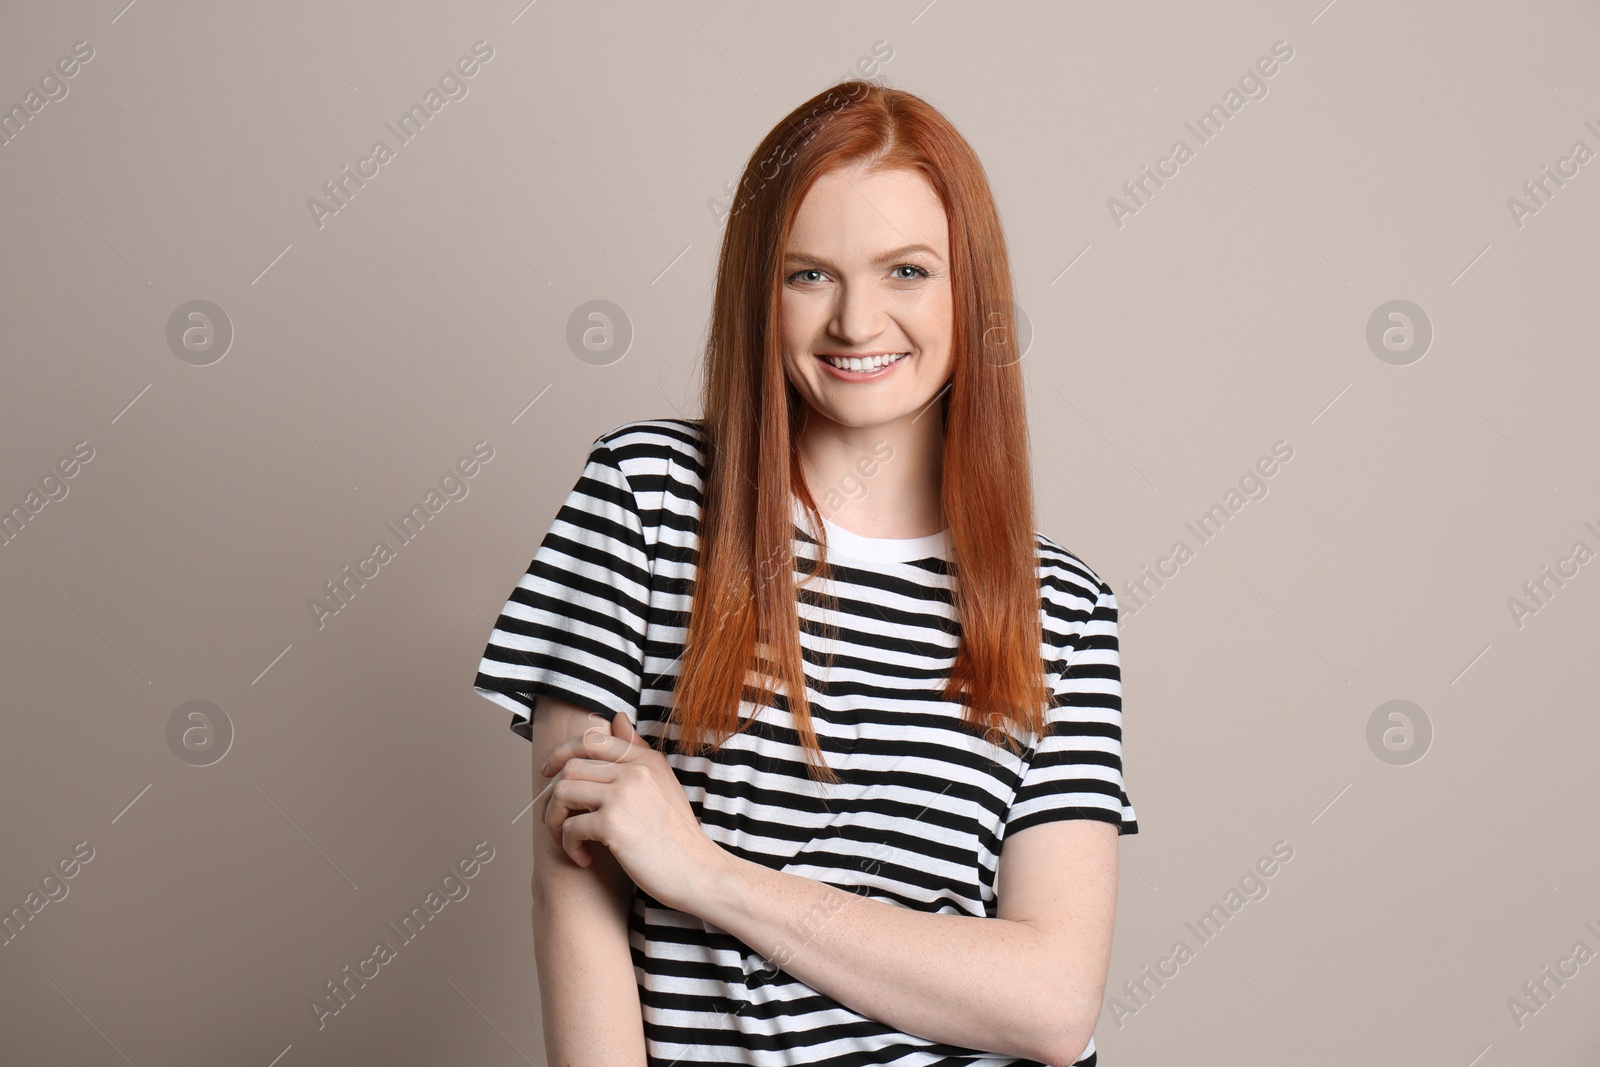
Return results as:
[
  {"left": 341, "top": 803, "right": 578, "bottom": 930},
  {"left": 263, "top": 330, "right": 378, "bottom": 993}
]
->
[{"left": 691, "top": 849, "right": 1079, "bottom": 1063}]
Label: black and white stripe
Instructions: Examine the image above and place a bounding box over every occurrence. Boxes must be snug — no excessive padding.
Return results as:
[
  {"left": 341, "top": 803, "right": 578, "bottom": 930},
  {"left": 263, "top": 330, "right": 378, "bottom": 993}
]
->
[{"left": 474, "top": 417, "right": 1137, "bottom": 1067}]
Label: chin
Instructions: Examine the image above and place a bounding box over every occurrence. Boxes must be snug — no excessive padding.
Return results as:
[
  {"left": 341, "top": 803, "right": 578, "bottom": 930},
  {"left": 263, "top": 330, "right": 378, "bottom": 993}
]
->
[{"left": 806, "top": 400, "right": 922, "bottom": 429}]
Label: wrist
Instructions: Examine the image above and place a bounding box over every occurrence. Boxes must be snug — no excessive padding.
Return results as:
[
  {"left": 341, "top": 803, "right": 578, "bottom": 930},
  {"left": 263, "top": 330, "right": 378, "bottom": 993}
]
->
[{"left": 680, "top": 837, "right": 747, "bottom": 921}]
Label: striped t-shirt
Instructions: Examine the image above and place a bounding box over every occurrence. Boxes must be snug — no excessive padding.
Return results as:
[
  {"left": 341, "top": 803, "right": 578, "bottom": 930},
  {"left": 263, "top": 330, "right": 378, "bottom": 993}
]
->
[{"left": 472, "top": 417, "right": 1137, "bottom": 1066}]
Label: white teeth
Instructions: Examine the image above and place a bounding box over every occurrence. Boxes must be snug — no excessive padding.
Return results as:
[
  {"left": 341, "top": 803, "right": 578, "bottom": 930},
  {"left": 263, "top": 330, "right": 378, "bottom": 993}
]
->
[{"left": 825, "top": 352, "right": 908, "bottom": 371}]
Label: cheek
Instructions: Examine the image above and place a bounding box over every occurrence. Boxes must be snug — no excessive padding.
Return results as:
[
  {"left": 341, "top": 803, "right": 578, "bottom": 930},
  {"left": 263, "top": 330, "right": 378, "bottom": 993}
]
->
[
  {"left": 907, "top": 304, "right": 953, "bottom": 358},
  {"left": 778, "top": 297, "right": 810, "bottom": 350},
  {"left": 910, "top": 291, "right": 952, "bottom": 334}
]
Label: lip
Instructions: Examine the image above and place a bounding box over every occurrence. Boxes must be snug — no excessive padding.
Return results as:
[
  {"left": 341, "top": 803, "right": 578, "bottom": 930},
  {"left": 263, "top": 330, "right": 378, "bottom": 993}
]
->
[{"left": 814, "top": 351, "right": 910, "bottom": 381}]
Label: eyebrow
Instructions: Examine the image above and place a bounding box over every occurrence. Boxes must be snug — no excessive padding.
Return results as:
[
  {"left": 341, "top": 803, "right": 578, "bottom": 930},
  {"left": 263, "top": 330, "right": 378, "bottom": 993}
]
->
[{"left": 781, "top": 243, "right": 944, "bottom": 269}]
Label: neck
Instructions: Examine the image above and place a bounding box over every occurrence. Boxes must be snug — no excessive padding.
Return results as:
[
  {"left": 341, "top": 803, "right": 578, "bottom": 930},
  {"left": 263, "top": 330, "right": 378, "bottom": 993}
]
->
[{"left": 794, "top": 403, "right": 946, "bottom": 539}]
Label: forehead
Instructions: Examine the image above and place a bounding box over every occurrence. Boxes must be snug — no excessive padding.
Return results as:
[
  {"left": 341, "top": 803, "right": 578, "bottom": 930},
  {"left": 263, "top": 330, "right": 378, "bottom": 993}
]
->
[{"left": 785, "top": 164, "right": 948, "bottom": 260}]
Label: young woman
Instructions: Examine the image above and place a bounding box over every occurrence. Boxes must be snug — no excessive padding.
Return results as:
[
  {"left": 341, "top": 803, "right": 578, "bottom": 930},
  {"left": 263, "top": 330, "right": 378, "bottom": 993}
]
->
[{"left": 474, "top": 79, "right": 1137, "bottom": 1067}]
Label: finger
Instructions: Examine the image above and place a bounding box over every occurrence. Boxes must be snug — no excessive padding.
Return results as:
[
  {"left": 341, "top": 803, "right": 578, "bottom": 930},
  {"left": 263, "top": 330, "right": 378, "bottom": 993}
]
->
[
  {"left": 541, "top": 725, "right": 629, "bottom": 777},
  {"left": 544, "top": 713, "right": 604, "bottom": 771},
  {"left": 544, "top": 774, "right": 614, "bottom": 862},
  {"left": 533, "top": 756, "right": 617, "bottom": 813},
  {"left": 613, "top": 710, "right": 643, "bottom": 745},
  {"left": 548, "top": 757, "right": 623, "bottom": 784},
  {"left": 611, "top": 711, "right": 653, "bottom": 754},
  {"left": 544, "top": 789, "right": 589, "bottom": 867},
  {"left": 559, "top": 810, "right": 607, "bottom": 868}
]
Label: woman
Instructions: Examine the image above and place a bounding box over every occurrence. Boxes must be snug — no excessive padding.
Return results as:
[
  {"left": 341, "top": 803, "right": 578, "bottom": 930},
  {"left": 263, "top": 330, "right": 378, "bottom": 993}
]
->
[{"left": 473, "top": 79, "right": 1137, "bottom": 1066}]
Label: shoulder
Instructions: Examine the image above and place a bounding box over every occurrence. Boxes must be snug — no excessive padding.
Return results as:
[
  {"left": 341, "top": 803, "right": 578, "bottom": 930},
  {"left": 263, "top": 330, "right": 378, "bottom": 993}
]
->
[
  {"left": 1034, "top": 531, "right": 1115, "bottom": 650},
  {"left": 590, "top": 417, "right": 708, "bottom": 480},
  {"left": 584, "top": 420, "right": 707, "bottom": 552}
]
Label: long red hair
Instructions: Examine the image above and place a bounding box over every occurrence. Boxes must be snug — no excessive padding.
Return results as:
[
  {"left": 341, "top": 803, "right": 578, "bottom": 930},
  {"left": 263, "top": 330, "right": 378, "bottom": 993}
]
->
[{"left": 670, "top": 79, "right": 1049, "bottom": 783}]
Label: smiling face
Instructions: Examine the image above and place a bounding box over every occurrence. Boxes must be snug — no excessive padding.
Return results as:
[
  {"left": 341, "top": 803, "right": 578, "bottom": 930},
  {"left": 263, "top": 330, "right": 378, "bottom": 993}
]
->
[{"left": 779, "top": 162, "right": 955, "bottom": 432}]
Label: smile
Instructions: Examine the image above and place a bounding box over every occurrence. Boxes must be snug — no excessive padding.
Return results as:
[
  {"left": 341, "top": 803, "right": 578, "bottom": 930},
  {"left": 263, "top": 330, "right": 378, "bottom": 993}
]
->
[{"left": 814, "top": 352, "right": 910, "bottom": 378}]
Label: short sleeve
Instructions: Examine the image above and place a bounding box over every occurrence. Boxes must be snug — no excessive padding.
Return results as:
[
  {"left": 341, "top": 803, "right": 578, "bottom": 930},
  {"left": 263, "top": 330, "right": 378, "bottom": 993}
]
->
[
  {"left": 1004, "top": 582, "right": 1139, "bottom": 838},
  {"left": 471, "top": 438, "right": 651, "bottom": 741}
]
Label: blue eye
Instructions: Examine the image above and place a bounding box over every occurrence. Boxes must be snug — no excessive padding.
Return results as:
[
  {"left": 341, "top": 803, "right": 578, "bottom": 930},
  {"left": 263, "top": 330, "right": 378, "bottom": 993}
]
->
[{"left": 786, "top": 265, "right": 931, "bottom": 284}]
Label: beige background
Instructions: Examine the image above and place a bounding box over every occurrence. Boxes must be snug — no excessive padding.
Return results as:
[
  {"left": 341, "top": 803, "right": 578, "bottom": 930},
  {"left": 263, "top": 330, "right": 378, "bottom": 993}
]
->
[{"left": 2, "top": 0, "right": 1597, "bottom": 1063}]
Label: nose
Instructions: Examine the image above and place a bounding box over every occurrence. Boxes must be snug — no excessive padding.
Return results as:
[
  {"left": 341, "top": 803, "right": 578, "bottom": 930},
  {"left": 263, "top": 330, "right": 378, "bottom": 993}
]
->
[{"left": 828, "top": 279, "right": 890, "bottom": 345}]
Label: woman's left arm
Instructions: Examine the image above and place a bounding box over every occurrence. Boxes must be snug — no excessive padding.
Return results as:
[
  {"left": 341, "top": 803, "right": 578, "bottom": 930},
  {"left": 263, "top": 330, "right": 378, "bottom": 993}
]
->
[
  {"left": 541, "top": 714, "right": 1119, "bottom": 1066},
  {"left": 697, "top": 817, "right": 1118, "bottom": 1067}
]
